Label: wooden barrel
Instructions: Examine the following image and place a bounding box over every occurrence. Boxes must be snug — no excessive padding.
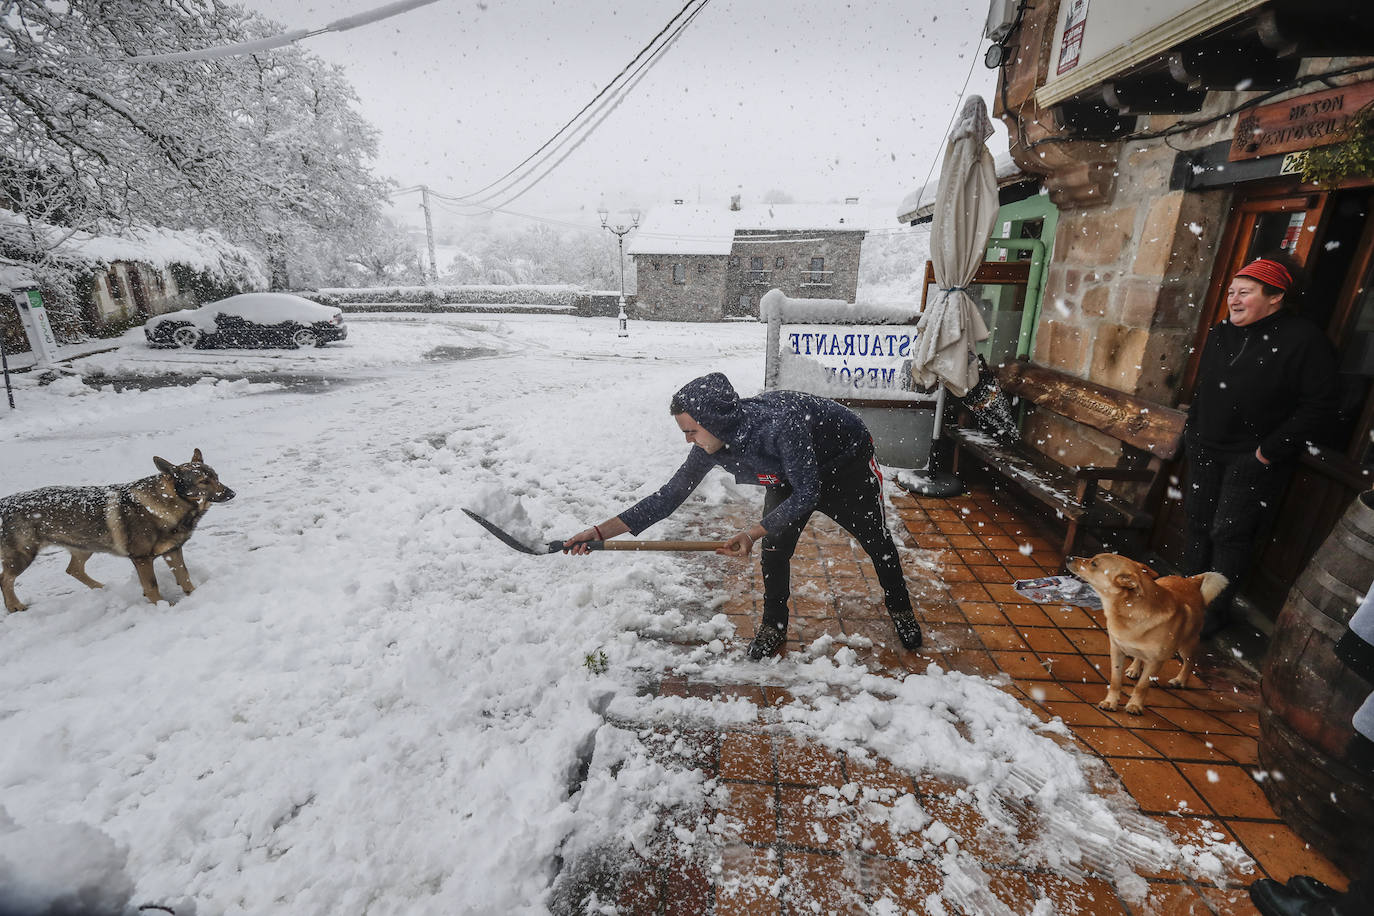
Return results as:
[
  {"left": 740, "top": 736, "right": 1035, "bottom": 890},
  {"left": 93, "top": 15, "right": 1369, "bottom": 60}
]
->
[{"left": 1259, "top": 489, "right": 1374, "bottom": 876}]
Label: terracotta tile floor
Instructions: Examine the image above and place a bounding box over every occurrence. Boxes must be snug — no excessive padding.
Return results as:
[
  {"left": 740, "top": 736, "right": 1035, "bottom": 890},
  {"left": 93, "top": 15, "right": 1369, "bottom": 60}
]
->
[{"left": 608, "top": 475, "right": 1350, "bottom": 915}]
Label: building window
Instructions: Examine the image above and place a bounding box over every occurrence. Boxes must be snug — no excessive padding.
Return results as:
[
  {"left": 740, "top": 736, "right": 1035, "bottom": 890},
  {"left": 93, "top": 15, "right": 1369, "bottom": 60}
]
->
[
  {"left": 673, "top": 264, "right": 686, "bottom": 284},
  {"left": 747, "top": 256, "right": 770, "bottom": 285},
  {"left": 805, "top": 256, "right": 831, "bottom": 285},
  {"left": 775, "top": 256, "right": 785, "bottom": 269}
]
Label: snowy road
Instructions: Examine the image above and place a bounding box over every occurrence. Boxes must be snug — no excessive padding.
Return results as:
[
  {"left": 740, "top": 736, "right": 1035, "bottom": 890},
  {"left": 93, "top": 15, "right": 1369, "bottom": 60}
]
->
[
  {"left": 1, "top": 315, "right": 766, "bottom": 914},
  {"left": 0, "top": 314, "right": 1246, "bottom": 915}
]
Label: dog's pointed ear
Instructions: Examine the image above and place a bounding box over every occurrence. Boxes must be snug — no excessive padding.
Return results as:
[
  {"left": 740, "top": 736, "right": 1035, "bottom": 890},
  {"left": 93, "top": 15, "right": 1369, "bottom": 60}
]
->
[
  {"left": 1112, "top": 571, "right": 1138, "bottom": 591},
  {"left": 192, "top": 447, "right": 203, "bottom": 463},
  {"left": 1139, "top": 564, "right": 1161, "bottom": 580},
  {"left": 153, "top": 456, "right": 175, "bottom": 476}
]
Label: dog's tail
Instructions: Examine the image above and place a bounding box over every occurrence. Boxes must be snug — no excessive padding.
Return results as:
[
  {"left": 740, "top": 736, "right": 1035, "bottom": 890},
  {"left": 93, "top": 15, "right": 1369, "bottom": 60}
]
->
[{"left": 1198, "top": 572, "right": 1229, "bottom": 606}]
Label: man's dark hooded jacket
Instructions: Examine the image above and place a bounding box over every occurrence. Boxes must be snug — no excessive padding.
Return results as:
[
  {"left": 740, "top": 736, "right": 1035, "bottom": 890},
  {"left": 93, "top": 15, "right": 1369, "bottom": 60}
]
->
[{"left": 619, "top": 373, "right": 871, "bottom": 536}]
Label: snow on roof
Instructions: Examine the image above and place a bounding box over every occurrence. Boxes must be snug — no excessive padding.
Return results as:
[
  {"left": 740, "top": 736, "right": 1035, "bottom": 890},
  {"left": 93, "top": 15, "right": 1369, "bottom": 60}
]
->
[
  {"left": 626, "top": 205, "right": 736, "bottom": 256},
  {"left": 896, "top": 150, "right": 1025, "bottom": 224},
  {"left": 627, "top": 203, "right": 870, "bottom": 256},
  {"left": 0, "top": 209, "right": 266, "bottom": 288}
]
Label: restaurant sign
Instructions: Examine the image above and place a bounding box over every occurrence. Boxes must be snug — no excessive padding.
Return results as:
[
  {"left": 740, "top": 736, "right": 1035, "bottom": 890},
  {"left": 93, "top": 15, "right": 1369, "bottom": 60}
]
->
[{"left": 1230, "top": 79, "right": 1374, "bottom": 162}]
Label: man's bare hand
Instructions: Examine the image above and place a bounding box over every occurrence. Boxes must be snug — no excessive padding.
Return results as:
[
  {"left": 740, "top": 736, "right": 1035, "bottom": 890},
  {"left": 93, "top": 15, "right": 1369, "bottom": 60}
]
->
[
  {"left": 716, "top": 530, "right": 755, "bottom": 558},
  {"left": 562, "top": 529, "right": 598, "bottom": 556}
]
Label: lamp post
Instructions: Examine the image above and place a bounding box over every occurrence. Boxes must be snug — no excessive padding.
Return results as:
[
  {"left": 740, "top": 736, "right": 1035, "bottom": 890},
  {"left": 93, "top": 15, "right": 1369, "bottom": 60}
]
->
[{"left": 598, "top": 207, "right": 639, "bottom": 338}]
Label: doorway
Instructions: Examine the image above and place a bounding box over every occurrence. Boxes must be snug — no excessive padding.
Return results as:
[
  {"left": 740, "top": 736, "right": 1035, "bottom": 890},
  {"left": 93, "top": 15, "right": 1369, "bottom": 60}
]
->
[{"left": 1154, "top": 181, "right": 1374, "bottom": 616}]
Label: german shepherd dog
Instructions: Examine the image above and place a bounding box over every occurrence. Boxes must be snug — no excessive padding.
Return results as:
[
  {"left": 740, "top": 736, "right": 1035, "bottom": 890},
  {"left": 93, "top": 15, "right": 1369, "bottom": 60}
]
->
[{"left": 1, "top": 450, "right": 235, "bottom": 612}]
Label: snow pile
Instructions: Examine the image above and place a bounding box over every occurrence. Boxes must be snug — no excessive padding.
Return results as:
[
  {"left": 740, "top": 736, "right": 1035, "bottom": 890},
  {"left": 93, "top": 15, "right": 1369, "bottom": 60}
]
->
[
  {"left": 0, "top": 375, "right": 282, "bottom": 442},
  {"left": 0, "top": 809, "right": 134, "bottom": 916}
]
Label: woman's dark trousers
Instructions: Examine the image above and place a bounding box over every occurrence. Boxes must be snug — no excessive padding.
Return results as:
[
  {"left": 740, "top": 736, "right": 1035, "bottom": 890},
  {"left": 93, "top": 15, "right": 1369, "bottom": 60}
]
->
[
  {"left": 758, "top": 453, "right": 912, "bottom": 632},
  {"left": 1183, "top": 443, "right": 1292, "bottom": 622}
]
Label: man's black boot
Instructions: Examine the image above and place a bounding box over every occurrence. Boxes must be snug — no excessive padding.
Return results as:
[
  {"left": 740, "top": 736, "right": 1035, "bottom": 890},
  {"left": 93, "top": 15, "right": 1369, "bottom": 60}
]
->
[
  {"left": 889, "top": 608, "right": 923, "bottom": 651},
  {"left": 1287, "top": 876, "right": 1339, "bottom": 902},
  {"left": 1249, "top": 878, "right": 1338, "bottom": 916},
  {"left": 748, "top": 623, "right": 786, "bottom": 660}
]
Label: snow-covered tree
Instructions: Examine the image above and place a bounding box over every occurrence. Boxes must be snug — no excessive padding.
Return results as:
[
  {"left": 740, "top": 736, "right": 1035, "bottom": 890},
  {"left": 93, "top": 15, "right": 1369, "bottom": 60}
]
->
[
  {"left": 339, "top": 217, "right": 424, "bottom": 286},
  {"left": 1, "top": 0, "right": 390, "bottom": 288}
]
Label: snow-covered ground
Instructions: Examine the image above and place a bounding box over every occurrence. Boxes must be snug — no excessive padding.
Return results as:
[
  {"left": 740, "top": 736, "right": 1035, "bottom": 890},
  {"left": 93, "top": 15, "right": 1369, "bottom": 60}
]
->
[{"left": 0, "top": 314, "right": 1246, "bottom": 915}]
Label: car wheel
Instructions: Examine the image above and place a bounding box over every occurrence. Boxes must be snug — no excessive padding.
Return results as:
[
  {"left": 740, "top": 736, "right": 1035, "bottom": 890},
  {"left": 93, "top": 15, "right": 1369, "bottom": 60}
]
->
[
  {"left": 171, "top": 324, "right": 202, "bottom": 349},
  {"left": 290, "top": 328, "right": 318, "bottom": 348}
]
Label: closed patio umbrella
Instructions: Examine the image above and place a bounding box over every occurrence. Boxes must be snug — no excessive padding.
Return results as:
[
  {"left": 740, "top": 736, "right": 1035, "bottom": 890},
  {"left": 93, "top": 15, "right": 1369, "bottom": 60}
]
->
[{"left": 902, "top": 95, "right": 999, "bottom": 497}]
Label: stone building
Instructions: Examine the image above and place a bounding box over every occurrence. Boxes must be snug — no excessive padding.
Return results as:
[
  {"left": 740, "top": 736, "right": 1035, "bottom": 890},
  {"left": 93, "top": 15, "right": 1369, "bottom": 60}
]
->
[
  {"left": 627, "top": 203, "right": 867, "bottom": 320},
  {"left": 989, "top": 0, "right": 1374, "bottom": 613}
]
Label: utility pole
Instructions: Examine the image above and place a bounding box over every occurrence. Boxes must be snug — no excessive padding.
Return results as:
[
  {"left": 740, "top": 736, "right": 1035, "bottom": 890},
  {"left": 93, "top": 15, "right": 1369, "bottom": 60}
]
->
[
  {"left": 598, "top": 208, "right": 640, "bottom": 339},
  {"left": 418, "top": 185, "right": 439, "bottom": 285}
]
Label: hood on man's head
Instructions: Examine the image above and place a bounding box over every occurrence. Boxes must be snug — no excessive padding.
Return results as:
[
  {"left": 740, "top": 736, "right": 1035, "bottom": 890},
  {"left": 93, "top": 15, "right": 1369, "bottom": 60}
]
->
[{"left": 670, "top": 373, "right": 740, "bottom": 438}]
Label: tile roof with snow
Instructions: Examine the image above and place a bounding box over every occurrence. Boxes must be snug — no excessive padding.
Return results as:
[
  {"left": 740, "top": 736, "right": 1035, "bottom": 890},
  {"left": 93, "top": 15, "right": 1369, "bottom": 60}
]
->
[
  {"left": 0, "top": 209, "right": 265, "bottom": 287},
  {"left": 626, "top": 203, "right": 871, "bottom": 256}
]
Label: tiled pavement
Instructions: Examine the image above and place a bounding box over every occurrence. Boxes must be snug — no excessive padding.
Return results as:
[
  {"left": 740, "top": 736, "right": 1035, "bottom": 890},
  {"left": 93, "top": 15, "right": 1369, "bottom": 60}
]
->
[{"left": 607, "top": 472, "right": 1350, "bottom": 916}]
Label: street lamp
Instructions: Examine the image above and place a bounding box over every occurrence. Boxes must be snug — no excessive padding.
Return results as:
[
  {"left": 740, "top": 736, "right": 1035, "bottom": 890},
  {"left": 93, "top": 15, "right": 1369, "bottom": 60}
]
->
[{"left": 598, "top": 207, "right": 640, "bottom": 338}]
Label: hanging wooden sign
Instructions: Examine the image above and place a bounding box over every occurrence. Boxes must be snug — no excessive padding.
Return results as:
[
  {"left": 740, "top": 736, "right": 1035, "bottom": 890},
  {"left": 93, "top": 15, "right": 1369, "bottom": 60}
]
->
[{"left": 1229, "top": 79, "right": 1374, "bottom": 162}]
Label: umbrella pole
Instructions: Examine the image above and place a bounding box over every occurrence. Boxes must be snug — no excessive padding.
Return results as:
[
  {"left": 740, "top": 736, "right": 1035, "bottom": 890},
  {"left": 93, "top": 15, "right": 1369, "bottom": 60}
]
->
[{"left": 899, "top": 386, "right": 966, "bottom": 498}]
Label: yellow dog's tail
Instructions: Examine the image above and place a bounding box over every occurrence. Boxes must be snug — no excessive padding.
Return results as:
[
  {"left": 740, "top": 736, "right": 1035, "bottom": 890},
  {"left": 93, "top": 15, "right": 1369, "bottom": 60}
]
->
[{"left": 1198, "top": 572, "right": 1229, "bottom": 606}]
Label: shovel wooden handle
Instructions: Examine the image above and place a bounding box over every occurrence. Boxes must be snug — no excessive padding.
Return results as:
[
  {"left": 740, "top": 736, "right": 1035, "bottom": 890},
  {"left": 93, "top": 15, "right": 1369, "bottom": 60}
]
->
[
  {"left": 547, "top": 539, "right": 727, "bottom": 553},
  {"left": 599, "top": 539, "right": 727, "bottom": 551}
]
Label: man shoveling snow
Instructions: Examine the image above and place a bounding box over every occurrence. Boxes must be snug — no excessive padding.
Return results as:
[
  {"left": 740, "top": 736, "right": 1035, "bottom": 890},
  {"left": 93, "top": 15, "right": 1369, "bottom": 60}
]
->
[{"left": 562, "top": 372, "right": 923, "bottom": 659}]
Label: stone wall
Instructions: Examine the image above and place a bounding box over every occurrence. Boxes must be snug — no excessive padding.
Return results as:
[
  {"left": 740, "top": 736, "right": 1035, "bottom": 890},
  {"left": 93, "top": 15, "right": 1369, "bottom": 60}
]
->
[
  {"left": 632, "top": 229, "right": 865, "bottom": 320},
  {"left": 725, "top": 230, "right": 865, "bottom": 318},
  {"left": 1032, "top": 109, "right": 1238, "bottom": 406},
  {"left": 632, "top": 254, "right": 729, "bottom": 321}
]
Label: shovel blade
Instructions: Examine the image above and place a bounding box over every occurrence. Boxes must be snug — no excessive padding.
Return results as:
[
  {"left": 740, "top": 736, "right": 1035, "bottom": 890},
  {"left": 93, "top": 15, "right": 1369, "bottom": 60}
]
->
[{"left": 462, "top": 509, "right": 550, "bottom": 555}]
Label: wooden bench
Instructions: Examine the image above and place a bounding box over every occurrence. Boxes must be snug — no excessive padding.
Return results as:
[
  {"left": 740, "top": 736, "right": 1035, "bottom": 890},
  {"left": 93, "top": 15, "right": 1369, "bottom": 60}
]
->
[{"left": 950, "top": 359, "right": 1188, "bottom": 557}]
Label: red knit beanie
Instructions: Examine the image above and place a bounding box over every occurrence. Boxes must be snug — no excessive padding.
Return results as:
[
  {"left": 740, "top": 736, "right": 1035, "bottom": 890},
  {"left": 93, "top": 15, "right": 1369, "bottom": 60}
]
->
[{"left": 1234, "top": 258, "right": 1293, "bottom": 291}]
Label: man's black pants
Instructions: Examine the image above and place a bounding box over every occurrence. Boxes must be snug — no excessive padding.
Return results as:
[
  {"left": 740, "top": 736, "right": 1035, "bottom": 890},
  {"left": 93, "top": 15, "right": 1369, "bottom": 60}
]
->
[
  {"left": 1183, "top": 443, "right": 1291, "bottom": 614},
  {"left": 759, "top": 451, "right": 912, "bottom": 631}
]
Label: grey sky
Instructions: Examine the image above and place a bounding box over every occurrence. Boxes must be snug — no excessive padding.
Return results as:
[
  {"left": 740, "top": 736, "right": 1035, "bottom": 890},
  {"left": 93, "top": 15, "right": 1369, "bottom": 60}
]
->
[{"left": 235, "top": 0, "right": 1004, "bottom": 228}]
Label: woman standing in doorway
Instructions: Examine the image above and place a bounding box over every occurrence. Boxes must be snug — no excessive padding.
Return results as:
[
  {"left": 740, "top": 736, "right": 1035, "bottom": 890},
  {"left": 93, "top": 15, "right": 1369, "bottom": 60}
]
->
[{"left": 1183, "top": 254, "right": 1340, "bottom": 636}]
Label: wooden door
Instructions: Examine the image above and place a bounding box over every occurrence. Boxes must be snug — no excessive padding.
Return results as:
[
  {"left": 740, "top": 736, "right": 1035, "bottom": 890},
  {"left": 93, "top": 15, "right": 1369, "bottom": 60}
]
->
[
  {"left": 1154, "top": 183, "right": 1374, "bottom": 618},
  {"left": 1180, "top": 191, "right": 1329, "bottom": 395}
]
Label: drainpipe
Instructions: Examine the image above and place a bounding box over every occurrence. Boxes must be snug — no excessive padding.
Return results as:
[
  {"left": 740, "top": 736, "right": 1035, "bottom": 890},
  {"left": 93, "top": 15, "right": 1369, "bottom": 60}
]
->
[{"left": 985, "top": 236, "right": 1046, "bottom": 359}]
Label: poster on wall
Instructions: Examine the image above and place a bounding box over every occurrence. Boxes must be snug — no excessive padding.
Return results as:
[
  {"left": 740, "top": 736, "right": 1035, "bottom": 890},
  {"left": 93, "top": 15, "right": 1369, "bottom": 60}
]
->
[{"left": 1056, "top": 0, "right": 1090, "bottom": 75}]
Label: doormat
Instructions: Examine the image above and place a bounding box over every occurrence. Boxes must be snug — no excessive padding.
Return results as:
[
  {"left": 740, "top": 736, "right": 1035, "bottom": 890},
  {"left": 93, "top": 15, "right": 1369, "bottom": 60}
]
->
[{"left": 1012, "top": 575, "right": 1102, "bottom": 610}]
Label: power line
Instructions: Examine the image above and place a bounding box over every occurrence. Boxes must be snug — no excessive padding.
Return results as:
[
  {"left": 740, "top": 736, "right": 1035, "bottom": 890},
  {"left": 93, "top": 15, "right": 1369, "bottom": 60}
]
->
[
  {"left": 438, "top": 0, "right": 707, "bottom": 207},
  {"left": 109, "top": 0, "right": 444, "bottom": 64},
  {"left": 474, "top": 0, "right": 711, "bottom": 212}
]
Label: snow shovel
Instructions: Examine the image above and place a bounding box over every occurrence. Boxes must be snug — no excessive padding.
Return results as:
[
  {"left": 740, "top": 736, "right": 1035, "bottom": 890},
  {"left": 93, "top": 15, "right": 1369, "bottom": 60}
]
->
[{"left": 463, "top": 509, "right": 726, "bottom": 555}]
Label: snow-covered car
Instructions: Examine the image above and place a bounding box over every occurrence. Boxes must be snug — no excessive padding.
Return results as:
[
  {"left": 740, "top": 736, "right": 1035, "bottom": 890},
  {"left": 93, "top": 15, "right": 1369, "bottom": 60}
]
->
[{"left": 145, "top": 293, "right": 348, "bottom": 350}]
